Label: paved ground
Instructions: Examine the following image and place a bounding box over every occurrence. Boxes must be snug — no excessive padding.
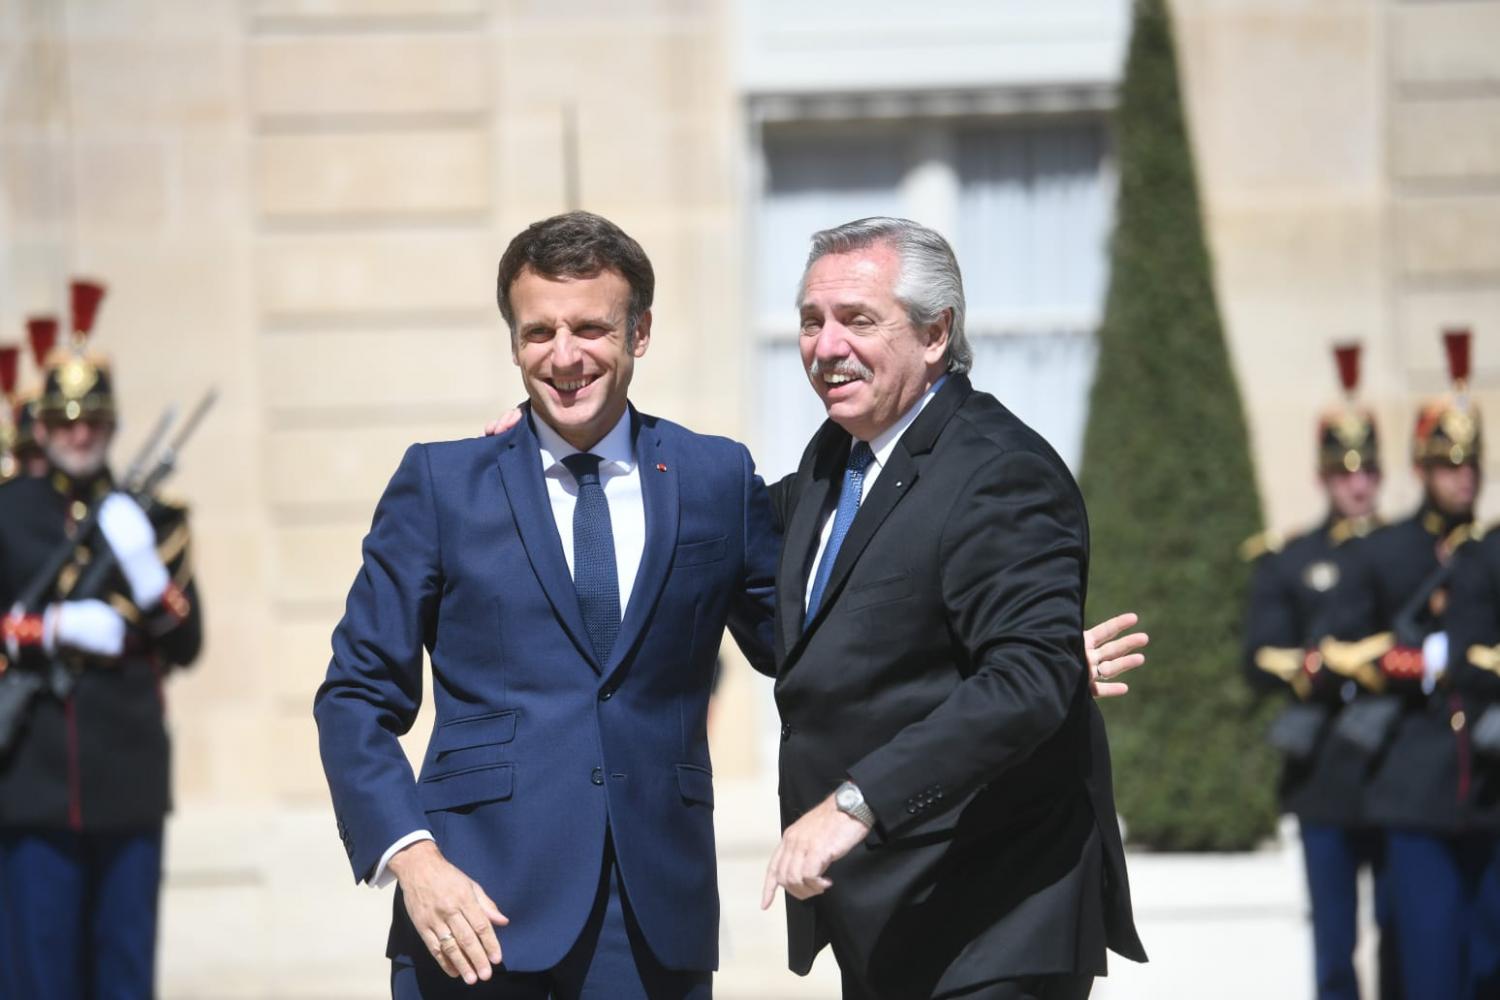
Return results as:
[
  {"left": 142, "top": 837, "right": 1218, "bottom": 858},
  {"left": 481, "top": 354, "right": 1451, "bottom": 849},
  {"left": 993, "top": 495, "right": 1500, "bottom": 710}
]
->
[{"left": 158, "top": 782, "right": 1347, "bottom": 998}]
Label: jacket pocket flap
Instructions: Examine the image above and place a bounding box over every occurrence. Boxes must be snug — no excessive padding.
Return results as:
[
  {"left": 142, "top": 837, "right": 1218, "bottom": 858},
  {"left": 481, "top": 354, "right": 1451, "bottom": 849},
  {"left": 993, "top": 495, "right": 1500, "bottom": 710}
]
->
[
  {"left": 432, "top": 711, "right": 516, "bottom": 754},
  {"left": 420, "top": 763, "right": 514, "bottom": 812},
  {"left": 676, "top": 764, "right": 714, "bottom": 806},
  {"left": 844, "top": 571, "right": 912, "bottom": 610},
  {"left": 675, "top": 536, "right": 727, "bottom": 567}
]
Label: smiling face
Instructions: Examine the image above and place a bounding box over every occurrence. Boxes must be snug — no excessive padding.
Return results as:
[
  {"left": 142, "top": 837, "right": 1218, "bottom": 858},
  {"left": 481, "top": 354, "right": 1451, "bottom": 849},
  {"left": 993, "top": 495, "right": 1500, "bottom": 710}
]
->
[
  {"left": 797, "top": 243, "right": 949, "bottom": 442},
  {"left": 508, "top": 266, "right": 650, "bottom": 451}
]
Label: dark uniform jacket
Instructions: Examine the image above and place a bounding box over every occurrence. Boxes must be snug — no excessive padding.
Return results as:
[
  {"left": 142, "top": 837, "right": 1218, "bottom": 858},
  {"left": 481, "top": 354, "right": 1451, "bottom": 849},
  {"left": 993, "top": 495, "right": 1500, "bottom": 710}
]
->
[
  {"left": 1441, "top": 528, "right": 1500, "bottom": 831},
  {"left": 767, "top": 375, "right": 1144, "bottom": 998},
  {"left": 0, "top": 470, "right": 202, "bottom": 831},
  {"left": 1243, "top": 516, "right": 1377, "bottom": 825},
  {"left": 1330, "top": 504, "right": 1475, "bottom": 832}
]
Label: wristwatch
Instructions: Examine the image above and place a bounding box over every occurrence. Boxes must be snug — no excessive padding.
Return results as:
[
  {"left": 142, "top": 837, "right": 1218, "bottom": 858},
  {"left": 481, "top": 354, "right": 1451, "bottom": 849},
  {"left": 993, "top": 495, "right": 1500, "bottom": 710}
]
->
[{"left": 834, "top": 781, "right": 876, "bottom": 827}]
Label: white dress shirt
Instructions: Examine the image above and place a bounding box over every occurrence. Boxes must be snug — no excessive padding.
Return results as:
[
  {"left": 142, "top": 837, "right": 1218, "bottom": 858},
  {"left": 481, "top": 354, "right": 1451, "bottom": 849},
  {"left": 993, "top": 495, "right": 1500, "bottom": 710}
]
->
[
  {"left": 806, "top": 377, "right": 946, "bottom": 611},
  {"left": 371, "top": 408, "right": 645, "bottom": 887}
]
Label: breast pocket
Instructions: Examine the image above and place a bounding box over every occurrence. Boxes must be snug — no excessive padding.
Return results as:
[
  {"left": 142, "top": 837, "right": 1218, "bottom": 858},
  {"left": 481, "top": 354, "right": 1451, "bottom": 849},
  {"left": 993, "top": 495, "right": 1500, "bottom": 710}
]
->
[
  {"left": 675, "top": 535, "right": 727, "bottom": 567},
  {"left": 843, "top": 571, "right": 913, "bottom": 611}
]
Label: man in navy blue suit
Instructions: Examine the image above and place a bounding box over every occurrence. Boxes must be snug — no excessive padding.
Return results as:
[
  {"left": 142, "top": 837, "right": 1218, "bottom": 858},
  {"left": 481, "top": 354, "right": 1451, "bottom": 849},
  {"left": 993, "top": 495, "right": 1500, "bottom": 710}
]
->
[{"left": 315, "top": 211, "right": 781, "bottom": 999}]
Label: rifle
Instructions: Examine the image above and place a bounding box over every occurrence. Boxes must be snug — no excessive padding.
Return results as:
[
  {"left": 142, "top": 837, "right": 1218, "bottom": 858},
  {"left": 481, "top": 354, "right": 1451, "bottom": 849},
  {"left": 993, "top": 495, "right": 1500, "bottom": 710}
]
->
[{"left": 0, "top": 389, "right": 216, "bottom": 756}]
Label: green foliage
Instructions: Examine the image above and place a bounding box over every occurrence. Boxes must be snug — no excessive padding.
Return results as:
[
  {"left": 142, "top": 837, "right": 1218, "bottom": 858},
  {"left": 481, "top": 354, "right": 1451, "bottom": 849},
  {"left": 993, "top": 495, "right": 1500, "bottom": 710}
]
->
[{"left": 1079, "top": 0, "right": 1279, "bottom": 850}]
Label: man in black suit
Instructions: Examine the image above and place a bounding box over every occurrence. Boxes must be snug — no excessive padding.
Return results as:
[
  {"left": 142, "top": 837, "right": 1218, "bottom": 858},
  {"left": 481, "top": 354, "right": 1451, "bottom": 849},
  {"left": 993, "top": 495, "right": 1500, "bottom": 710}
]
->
[{"left": 760, "top": 217, "right": 1145, "bottom": 1000}]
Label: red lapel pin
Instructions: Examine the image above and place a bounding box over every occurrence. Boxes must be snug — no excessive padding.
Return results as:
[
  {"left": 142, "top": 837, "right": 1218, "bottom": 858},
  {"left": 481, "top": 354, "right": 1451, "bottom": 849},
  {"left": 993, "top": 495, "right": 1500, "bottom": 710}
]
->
[{"left": 656, "top": 463, "right": 668, "bottom": 472}]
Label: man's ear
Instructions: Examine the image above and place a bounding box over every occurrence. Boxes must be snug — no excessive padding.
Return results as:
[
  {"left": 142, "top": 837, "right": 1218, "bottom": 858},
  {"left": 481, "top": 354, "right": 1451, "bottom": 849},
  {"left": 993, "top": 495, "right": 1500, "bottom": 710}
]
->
[
  {"left": 632, "top": 310, "right": 653, "bottom": 358},
  {"left": 921, "top": 308, "right": 952, "bottom": 366}
]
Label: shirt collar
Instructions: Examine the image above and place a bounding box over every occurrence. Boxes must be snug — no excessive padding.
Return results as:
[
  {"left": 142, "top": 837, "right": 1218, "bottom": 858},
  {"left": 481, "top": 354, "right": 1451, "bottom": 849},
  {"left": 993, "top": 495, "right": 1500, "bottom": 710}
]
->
[
  {"left": 534, "top": 406, "right": 636, "bottom": 475},
  {"left": 861, "top": 375, "right": 947, "bottom": 471}
]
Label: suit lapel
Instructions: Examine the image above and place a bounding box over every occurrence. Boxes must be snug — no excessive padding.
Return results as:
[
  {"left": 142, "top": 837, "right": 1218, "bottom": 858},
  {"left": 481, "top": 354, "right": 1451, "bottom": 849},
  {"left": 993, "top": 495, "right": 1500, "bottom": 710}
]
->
[
  {"left": 495, "top": 408, "right": 600, "bottom": 671},
  {"left": 798, "top": 447, "right": 920, "bottom": 638},
  {"left": 785, "top": 376, "right": 973, "bottom": 659},
  {"left": 603, "top": 411, "right": 678, "bottom": 680},
  {"left": 777, "top": 429, "right": 839, "bottom": 658}
]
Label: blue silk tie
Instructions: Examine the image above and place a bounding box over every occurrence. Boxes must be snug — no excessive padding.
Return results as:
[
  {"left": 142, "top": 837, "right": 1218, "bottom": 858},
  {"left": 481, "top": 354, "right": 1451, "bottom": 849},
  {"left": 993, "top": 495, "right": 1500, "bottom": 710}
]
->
[
  {"left": 561, "top": 453, "right": 621, "bottom": 662},
  {"left": 805, "top": 441, "right": 875, "bottom": 626}
]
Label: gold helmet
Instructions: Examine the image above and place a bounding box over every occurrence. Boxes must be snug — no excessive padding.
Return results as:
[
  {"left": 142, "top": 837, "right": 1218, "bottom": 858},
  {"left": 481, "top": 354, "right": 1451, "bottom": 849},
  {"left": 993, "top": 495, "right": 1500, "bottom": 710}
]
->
[
  {"left": 1413, "top": 327, "right": 1480, "bottom": 468},
  {"left": 1318, "top": 343, "right": 1379, "bottom": 474},
  {"left": 37, "top": 280, "right": 114, "bottom": 425}
]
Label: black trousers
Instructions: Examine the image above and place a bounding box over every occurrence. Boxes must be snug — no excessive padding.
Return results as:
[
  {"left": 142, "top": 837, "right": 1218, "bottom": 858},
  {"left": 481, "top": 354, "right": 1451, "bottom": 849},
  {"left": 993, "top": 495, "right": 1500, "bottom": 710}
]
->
[
  {"left": 839, "top": 970, "right": 1092, "bottom": 1000},
  {"left": 833, "top": 939, "right": 1093, "bottom": 1000}
]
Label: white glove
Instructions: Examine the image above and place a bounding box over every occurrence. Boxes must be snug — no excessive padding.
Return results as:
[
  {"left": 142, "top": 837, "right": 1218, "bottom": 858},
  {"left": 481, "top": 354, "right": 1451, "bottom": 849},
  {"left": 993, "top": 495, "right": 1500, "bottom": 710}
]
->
[
  {"left": 1423, "top": 630, "right": 1449, "bottom": 695},
  {"left": 44, "top": 600, "right": 127, "bottom": 658},
  {"left": 97, "top": 493, "right": 170, "bottom": 608}
]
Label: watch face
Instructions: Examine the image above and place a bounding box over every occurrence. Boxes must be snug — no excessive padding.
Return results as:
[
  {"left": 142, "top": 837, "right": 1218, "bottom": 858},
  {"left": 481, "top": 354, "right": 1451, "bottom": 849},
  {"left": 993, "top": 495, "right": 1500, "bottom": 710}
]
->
[{"left": 836, "top": 786, "right": 859, "bottom": 809}]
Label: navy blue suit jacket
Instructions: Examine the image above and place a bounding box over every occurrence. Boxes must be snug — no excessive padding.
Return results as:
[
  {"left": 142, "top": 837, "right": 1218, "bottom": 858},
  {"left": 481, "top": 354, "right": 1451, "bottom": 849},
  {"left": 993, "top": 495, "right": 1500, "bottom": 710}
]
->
[{"left": 314, "top": 405, "right": 779, "bottom": 973}]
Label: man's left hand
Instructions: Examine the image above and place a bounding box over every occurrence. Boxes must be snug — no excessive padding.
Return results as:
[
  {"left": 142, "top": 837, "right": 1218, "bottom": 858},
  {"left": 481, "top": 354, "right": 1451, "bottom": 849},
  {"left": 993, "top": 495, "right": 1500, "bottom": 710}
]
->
[{"left": 760, "top": 792, "right": 870, "bottom": 909}]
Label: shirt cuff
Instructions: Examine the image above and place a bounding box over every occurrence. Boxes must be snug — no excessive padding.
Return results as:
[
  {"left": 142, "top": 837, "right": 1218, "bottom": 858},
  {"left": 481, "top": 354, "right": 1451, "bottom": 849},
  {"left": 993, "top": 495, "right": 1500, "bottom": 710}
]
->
[{"left": 371, "top": 830, "right": 434, "bottom": 888}]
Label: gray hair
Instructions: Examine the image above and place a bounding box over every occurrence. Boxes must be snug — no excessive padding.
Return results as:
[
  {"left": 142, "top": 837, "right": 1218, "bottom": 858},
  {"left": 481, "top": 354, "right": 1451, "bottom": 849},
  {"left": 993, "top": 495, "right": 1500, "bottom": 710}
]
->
[{"left": 797, "top": 217, "right": 971, "bottom": 375}]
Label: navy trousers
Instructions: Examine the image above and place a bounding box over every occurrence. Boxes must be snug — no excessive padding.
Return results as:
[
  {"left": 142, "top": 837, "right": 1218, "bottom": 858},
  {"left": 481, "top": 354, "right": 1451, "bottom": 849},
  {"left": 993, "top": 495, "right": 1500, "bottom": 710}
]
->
[
  {"left": 0, "top": 827, "right": 163, "bottom": 1000},
  {"left": 1300, "top": 823, "right": 1400, "bottom": 1000},
  {"left": 391, "top": 838, "right": 711, "bottom": 1000},
  {"left": 1386, "top": 830, "right": 1500, "bottom": 999}
]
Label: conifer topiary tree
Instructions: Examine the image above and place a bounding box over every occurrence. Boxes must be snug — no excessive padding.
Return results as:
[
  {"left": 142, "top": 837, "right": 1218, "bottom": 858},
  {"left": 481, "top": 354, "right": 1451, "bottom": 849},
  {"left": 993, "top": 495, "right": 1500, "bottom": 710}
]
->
[{"left": 1080, "top": 0, "right": 1277, "bottom": 849}]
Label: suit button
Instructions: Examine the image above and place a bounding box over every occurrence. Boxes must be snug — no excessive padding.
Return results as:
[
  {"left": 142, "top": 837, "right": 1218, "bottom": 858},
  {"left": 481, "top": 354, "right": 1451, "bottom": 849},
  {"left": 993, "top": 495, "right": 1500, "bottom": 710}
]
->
[
  {"left": 591, "top": 767, "right": 604, "bottom": 786},
  {"left": 780, "top": 724, "right": 793, "bottom": 743},
  {"left": 599, "top": 688, "right": 614, "bottom": 701}
]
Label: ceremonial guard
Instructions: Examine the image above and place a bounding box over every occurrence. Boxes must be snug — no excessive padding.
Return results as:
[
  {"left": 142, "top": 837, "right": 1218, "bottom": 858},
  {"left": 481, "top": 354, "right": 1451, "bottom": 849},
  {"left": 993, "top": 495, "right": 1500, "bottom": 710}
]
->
[
  {"left": 2, "top": 316, "right": 61, "bottom": 483},
  {"left": 1242, "top": 344, "right": 1396, "bottom": 1000},
  {"left": 1325, "top": 329, "right": 1489, "bottom": 998},
  {"left": 0, "top": 344, "right": 19, "bottom": 482},
  {"left": 0, "top": 281, "right": 203, "bottom": 999}
]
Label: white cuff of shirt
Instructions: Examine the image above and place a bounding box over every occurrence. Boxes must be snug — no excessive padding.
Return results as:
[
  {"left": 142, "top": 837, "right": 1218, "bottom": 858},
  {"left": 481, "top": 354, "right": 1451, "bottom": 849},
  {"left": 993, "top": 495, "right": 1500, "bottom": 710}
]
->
[{"left": 371, "top": 830, "right": 434, "bottom": 888}]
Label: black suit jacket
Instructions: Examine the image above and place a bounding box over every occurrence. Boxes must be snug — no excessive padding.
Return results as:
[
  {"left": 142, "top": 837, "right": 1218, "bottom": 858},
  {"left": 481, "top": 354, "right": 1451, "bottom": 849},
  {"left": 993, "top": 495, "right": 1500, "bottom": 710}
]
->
[{"left": 769, "top": 375, "right": 1144, "bottom": 996}]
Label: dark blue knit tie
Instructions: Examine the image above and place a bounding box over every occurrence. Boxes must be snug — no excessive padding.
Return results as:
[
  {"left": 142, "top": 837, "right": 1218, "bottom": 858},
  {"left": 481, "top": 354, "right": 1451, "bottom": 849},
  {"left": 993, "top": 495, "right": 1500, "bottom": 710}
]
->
[
  {"left": 805, "top": 441, "right": 874, "bottom": 626},
  {"left": 562, "top": 453, "right": 621, "bottom": 662}
]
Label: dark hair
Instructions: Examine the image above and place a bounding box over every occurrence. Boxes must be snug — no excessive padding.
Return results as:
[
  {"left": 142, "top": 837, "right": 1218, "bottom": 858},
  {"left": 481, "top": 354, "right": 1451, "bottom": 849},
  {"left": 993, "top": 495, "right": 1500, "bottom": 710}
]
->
[{"left": 495, "top": 211, "right": 655, "bottom": 344}]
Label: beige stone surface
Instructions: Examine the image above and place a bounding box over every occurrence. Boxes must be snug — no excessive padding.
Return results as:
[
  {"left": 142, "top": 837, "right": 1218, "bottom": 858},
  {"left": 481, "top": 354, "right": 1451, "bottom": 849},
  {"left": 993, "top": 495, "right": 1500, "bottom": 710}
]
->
[
  {"left": 1391, "top": 3, "right": 1500, "bottom": 87},
  {"left": 1396, "top": 195, "right": 1500, "bottom": 278},
  {"left": 264, "top": 422, "right": 481, "bottom": 509},
  {"left": 252, "top": 0, "right": 485, "bottom": 19},
  {"left": 260, "top": 326, "right": 507, "bottom": 411},
  {"left": 248, "top": 35, "right": 489, "bottom": 118},
  {"left": 257, "top": 233, "right": 497, "bottom": 320},
  {"left": 255, "top": 130, "right": 491, "bottom": 218},
  {"left": 1393, "top": 98, "right": 1500, "bottom": 181}
]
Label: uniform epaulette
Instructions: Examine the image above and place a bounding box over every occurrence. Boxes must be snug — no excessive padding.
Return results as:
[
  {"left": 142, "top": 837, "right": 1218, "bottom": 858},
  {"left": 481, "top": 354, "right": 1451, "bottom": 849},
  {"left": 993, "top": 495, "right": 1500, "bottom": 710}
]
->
[
  {"left": 1239, "top": 530, "right": 1284, "bottom": 562},
  {"left": 1330, "top": 515, "right": 1380, "bottom": 546}
]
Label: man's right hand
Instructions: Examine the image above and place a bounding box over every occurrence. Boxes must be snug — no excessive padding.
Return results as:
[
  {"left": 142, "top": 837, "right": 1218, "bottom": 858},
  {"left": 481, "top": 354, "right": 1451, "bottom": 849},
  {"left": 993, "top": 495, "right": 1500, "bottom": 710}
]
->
[
  {"left": 483, "top": 406, "right": 524, "bottom": 437},
  {"left": 387, "top": 840, "right": 508, "bottom": 984}
]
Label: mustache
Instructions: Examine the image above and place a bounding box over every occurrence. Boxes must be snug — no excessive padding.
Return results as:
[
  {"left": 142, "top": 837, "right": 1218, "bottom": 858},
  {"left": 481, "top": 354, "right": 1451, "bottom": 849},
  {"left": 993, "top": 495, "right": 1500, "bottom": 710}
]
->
[{"left": 807, "top": 358, "right": 874, "bottom": 381}]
